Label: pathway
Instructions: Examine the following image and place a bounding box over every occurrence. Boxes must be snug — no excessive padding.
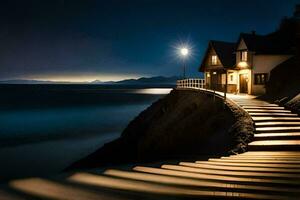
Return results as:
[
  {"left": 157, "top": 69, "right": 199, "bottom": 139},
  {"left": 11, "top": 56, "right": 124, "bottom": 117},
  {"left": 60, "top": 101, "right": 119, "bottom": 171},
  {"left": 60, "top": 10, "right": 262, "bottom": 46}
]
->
[{"left": 1, "top": 90, "right": 300, "bottom": 200}]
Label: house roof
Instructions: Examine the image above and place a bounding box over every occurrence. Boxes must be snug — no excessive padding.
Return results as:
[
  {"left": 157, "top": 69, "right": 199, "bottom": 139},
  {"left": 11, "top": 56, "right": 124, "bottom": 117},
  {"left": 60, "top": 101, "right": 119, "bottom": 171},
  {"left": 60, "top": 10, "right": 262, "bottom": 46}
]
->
[
  {"left": 199, "top": 40, "right": 236, "bottom": 72},
  {"left": 238, "top": 33, "right": 293, "bottom": 55}
]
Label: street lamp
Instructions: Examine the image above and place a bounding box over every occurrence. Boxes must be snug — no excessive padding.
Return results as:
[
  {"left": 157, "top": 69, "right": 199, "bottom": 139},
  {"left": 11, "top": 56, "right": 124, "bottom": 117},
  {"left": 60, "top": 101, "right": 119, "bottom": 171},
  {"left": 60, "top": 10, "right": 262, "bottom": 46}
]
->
[{"left": 179, "top": 47, "right": 189, "bottom": 78}]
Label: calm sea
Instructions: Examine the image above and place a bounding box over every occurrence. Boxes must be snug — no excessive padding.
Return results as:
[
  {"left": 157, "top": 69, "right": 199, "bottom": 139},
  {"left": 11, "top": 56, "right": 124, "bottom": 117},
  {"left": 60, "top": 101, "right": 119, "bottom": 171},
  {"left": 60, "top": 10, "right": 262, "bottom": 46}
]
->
[{"left": 0, "top": 84, "right": 172, "bottom": 180}]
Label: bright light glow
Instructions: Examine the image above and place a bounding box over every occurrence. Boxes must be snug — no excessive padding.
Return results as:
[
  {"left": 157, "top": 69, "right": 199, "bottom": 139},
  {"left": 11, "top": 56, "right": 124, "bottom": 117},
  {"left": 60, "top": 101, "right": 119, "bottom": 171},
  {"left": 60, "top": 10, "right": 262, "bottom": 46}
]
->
[
  {"left": 180, "top": 48, "right": 189, "bottom": 56},
  {"left": 132, "top": 88, "right": 172, "bottom": 95},
  {"left": 213, "top": 72, "right": 217, "bottom": 75},
  {"left": 171, "top": 38, "right": 195, "bottom": 62},
  {"left": 238, "top": 61, "right": 248, "bottom": 68}
]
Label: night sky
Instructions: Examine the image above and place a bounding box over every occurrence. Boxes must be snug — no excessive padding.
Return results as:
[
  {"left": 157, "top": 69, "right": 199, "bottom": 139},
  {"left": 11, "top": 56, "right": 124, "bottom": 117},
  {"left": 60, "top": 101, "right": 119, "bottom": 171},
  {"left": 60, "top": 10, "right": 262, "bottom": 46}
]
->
[{"left": 0, "top": 0, "right": 299, "bottom": 82}]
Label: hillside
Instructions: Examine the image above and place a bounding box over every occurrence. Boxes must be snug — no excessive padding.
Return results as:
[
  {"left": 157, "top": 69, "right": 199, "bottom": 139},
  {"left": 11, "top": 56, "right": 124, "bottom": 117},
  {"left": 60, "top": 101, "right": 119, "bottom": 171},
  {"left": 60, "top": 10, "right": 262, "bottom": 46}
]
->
[{"left": 68, "top": 89, "right": 254, "bottom": 170}]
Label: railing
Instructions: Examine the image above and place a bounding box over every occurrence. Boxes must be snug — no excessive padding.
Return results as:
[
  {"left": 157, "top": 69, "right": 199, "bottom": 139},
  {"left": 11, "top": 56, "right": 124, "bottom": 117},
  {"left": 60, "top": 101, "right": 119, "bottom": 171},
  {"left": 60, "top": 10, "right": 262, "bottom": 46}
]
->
[{"left": 176, "top": 78, "right": 206, "bottom": 89}]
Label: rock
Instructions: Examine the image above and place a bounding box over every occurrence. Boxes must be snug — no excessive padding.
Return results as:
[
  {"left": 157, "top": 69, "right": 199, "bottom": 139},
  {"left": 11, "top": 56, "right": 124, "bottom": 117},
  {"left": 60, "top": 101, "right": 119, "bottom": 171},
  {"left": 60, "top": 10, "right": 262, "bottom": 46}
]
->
[{"left": 67, "top": 89, "right": 253, "bottom": 170}]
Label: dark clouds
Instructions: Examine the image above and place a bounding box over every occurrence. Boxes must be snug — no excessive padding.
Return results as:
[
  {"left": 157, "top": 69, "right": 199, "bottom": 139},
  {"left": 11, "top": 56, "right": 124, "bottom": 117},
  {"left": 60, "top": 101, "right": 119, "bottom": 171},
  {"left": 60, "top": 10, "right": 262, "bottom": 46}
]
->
[{"left": 0, "top": 0, "right": 298, "bottom": 81}]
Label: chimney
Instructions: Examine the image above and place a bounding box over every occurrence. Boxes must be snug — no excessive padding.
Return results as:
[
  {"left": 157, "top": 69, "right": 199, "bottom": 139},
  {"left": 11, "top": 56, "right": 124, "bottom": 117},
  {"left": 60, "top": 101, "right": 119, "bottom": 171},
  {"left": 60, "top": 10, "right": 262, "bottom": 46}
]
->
[
  {"left": 294, "top": 4, "right": 300, "bottom": 18},
  {"left": 251, "top": 30, "right": 256, "bottom": 35}
]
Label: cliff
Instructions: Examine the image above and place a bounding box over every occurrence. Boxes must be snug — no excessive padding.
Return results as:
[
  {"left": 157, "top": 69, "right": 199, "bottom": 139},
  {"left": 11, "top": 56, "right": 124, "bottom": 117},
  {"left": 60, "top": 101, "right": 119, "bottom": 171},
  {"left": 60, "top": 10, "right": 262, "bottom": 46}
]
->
[{"left": 68, "top": 89, "right": 254, "bottom": 170}]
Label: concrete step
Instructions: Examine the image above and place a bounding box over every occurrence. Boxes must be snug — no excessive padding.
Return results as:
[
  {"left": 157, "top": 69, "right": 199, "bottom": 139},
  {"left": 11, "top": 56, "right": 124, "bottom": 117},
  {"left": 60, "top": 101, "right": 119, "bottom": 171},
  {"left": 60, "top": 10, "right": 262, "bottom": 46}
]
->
[
  {"left": 236, "top": 101, "right": 273, "bottom": 103},
  {"left": 9, "top": 177, "right": 132, "bottom": 200},
  {"left": 209, "top": 158, "right": 300, "bottom": 164},
  {"left": 249, "top": 113, "right": 298, "bottom": 117},
  {"left": 104, "top": 169, "right": 300, "bottom": 195},
  {"left": 254, "top": 133, "right": 300, "bottom": 140},
  {"left": 179, "top": 162, "right": 300, "bottom": 173},
  {"left": 255, "top": 122, "right": 300, "bottom": 127},
  {"left": 196, "top": 161, "right": 300, "bottom": 169},
  {"left": 243, "top": 106, "right": 285, "bottom": 110},
  {"left": 248, "top": 140, "right": 300, "bottom": 151},
  {"left": 256, "top": 127, "right": 300, "bottom": 133},
  {"left": 230, "top": 155, "right": 300, "bottom": 159},
  {"left": 252, "top": 117, "right": 300, "bottom": 122},
  {"left": 133, "top": 166, "right": 300, "bottom": 187},
  {"left": 239, "top": 104, "right": 280, "bottom": 107},
  {"left": 240, "top": 151, "right": 300, "bottom": 156},
  {"left": 221, "top": 157, "right": 300, "bottom": 161},
  {"left": 245, "top": 109, "right": 291, "bottom": 113},
  {"left": 161, "top": 164, "right": 300, "bottom": 179},
  {"left": 53, "top": 171, "right": 299, "bottom": 200}
]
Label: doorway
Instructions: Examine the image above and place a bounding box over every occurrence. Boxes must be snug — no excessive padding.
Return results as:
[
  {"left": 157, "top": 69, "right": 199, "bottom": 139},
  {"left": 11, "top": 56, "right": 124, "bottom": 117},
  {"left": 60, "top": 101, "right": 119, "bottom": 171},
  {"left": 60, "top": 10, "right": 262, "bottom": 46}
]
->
[{"left": 239, "top": 74, "right": 248, "bottom": 93}]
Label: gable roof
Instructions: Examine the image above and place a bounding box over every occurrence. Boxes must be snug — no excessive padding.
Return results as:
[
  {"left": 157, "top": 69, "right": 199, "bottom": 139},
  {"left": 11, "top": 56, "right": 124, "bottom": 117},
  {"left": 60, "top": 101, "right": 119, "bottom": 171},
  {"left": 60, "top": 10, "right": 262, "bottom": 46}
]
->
[
  {"left": 199, "top": 40, "right": 236, "bottom": 72},
  {"left": 237, "top": 33, "right": 293, "bottom": 55}
]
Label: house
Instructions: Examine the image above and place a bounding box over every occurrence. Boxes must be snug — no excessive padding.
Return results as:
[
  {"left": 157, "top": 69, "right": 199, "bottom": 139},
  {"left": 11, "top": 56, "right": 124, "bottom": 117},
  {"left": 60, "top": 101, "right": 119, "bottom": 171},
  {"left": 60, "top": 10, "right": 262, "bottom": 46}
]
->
[
  {"left": 199, "top": 5, "right": 299, "bottom": 95},
  {"left": 199, "top": 33, "right": 293, "bottom": 95}
]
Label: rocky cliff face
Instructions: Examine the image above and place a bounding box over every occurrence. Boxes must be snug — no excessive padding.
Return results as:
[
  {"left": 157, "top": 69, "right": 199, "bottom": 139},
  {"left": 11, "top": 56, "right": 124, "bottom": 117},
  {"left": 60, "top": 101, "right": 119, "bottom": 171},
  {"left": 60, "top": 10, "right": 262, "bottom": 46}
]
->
[{"left": 69, "top": 89, "right": 252, "bottom": 170}]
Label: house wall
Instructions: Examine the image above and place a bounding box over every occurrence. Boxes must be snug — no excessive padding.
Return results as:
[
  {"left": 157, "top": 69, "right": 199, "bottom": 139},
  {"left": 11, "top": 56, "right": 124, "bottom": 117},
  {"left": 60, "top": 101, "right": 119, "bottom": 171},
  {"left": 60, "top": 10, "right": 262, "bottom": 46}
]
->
[
  {"left": 203, "top": 46, "right": 225, "bottom": 90},
  {"left": 251, "top": 55, "right": 292, "bottom": 94},
  {"left": 236, "top": 38, "right": 292, "bottom": 95},
  {"left": 227, "top": 70, "right": 238, "bottom": 93}
]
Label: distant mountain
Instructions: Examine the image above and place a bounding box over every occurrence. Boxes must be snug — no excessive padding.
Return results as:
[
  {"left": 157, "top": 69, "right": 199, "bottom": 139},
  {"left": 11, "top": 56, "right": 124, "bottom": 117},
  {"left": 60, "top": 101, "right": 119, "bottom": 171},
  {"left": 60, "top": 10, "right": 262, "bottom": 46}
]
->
[
  {"left": 0, "top": 76, "right": 180, "bottom": 85},
  {"left": 105, "top": 76, "right": 180, "bottom": 85}
]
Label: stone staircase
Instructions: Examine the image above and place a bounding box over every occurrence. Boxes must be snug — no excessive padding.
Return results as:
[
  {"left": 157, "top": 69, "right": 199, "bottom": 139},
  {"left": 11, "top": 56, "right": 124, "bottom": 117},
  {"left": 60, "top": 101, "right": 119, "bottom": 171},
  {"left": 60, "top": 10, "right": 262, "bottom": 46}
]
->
[
  {"left": 1, "top": 95, "right": 300, "bottom": 200},
  {"left": 232, "top": 97, "right": 300, "bottom": 151}
]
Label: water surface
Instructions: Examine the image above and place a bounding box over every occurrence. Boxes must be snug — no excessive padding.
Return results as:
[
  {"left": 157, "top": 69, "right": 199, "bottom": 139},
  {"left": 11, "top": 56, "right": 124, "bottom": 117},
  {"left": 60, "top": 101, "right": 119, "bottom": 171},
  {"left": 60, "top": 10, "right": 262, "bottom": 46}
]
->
[{"left": 0, "top": 84, "right": 172, "bottom": 180}]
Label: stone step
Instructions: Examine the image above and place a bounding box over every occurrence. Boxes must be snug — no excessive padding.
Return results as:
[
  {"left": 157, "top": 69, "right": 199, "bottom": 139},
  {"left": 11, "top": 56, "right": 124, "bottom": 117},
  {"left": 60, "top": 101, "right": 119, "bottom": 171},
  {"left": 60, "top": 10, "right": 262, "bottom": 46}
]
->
[
  {"left": 243, "top": 106, "right": 285, "bottom": 110},
  {"left": 256, "top": 127, "right": 300, "bottom": 133},
  {"left": 9, "top": 177, "right": 131, "bottom": 200},
  {"left": 209, "top": 158, "right": 300, "bottom": 164},
  {"left": 230, "top": 155, "right": 300, "bottom": 159},
  {"left": 179, "top": 162, "right": 300, "bottom": 173},
  {"left": 104, "top": 169, "right": 300, "bottom": 195},
  {"left": 252, "top": 117, "right": 300, "bottom": 122},
  {"left": 254, "top": 133, "right": 300, "bottom": 140},
  {"left": 240, "top": 151, "right": 300, "bottom": 156},
  {"left": 221, "top": 157, "right": 300, "bottom": 161},
  {"left": 249, "top": 113, "right": 298, "bottom": 117},
  {"left": 133, "top": 166, "right": 300, "bottom": 187},
  {"left": 235, "top": 101, "right": 276, "bottom": 103},
  {"left": 17, "top": 172, "right": 283, "bottom": 200},
  {"left": 161, "top": 165, "right": 300, "bottom": 180},
  {"left": 255, "top": 122, "right": 300, "bottom": 127},
  {"left": 248, "top": 140, "right": 300, "bottom": 151},
  {"left": 239, "top": 104, "right": 280, "bottom": 107},
  {"left": 245, "top": 109, "right": 291, "bottom": 113},
  {"left": 196, "top": 161, "right": 300, "bottom": 169}
]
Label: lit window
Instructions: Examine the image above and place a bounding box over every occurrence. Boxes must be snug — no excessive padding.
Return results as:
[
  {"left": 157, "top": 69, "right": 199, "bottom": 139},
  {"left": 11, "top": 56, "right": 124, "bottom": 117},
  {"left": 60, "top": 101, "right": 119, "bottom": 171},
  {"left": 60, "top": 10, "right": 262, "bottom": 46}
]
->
[
  {"left": 254, "top": 73, "right": 268, "bottom": 85},
  {"left": 211, "top": 55, "right": 217, "bottom": 65},
  {"left": 241, "top": 51, "right": 248, "bottom": 61}
]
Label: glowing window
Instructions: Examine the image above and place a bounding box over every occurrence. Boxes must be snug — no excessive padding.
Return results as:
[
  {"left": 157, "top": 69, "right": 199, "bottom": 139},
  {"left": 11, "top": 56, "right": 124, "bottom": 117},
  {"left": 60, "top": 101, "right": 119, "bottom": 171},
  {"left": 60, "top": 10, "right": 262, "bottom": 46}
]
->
[
  {"left": 211, "top": 55, "right": 217, "bottom": 65},
  {"left": 241, "top": 51, "right": 248, "bottom": 61}
]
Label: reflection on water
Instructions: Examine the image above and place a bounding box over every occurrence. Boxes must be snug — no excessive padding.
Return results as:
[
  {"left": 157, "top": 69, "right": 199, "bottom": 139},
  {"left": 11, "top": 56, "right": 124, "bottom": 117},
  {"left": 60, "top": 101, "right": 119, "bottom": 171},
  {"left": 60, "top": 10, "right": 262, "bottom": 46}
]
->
[
  {"left": 131, "top": 88, "right": 172, "bottom": 94},
  {"left": 0, "top": 85, "right": 172, "bottom": 180}
]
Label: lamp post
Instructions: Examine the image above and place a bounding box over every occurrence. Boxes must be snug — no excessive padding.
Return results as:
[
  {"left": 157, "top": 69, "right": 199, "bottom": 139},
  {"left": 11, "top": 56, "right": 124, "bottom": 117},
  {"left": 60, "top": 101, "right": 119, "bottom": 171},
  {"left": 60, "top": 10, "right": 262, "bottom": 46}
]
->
[{"left": 180, "top": 48, "right": 189, "bottom": 79}]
